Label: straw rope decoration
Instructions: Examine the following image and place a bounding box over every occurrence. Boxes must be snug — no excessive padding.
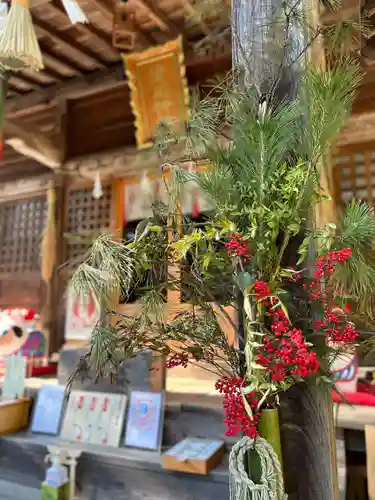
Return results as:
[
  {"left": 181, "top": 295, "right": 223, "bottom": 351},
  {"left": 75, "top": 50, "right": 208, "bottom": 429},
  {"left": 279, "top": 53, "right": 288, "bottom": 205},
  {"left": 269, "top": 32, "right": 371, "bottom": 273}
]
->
[
  {"left": 41, "top": 184, "right": 57, "bottom": 283},
  {"left": 229, "top": 436, "right": 288, "bottom": 500},
  {"left": 0, "top": 0, "right": 43, "bottom": 72}
]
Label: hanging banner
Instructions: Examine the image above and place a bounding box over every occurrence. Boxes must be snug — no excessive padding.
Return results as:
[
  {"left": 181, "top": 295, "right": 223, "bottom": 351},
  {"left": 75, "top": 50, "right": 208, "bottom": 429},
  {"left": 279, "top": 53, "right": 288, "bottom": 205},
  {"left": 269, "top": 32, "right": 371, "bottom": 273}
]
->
[
  {"left": 124, "top": 177, "right": 169, "bottom": 223},
  {"left": 65, "top": 289, "right": 99, "bottom": 341},
  {"left": 123, "top": 36, "right": 189, "bottom": 149}
]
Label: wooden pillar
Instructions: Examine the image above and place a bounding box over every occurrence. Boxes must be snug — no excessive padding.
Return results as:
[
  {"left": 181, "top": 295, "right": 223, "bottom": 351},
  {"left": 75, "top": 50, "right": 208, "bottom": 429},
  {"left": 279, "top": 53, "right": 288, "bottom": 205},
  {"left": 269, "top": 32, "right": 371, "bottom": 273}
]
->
[
  {"left": 231, "top": 0, "right": 336, "bottom": 499},
  {"left": 47, "top": 172, "right": 67, "bottom": 355}
]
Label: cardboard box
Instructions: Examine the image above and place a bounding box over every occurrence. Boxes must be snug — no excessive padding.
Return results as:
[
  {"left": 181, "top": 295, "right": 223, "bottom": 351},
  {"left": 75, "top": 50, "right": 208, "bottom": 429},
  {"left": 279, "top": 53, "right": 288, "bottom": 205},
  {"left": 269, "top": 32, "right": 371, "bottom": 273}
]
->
[{"left": 161, "top": 438, "right": 225, "bottom": 475}]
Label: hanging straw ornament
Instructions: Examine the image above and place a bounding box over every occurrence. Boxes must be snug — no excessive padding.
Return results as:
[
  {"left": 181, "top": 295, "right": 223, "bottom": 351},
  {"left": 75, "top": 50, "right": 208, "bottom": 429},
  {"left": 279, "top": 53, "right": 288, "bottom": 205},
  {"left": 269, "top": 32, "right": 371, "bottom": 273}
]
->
[
  {"left": 140, "top": 170, "right": 154, "bottom": 199},
  {"left": 41, "top": 185, "right": 57, "bottom": 283},
  {"left": 0, "top": 0, "right": 43, "bottom": 72},
  {"left": 0, "top": 2, "right": 8, "bottom": 34},
  {"left": 92, "top": 170, "right": 103, "bottom": 200},
  {"left": 229, "top": 436, "right": 287, "bottom": 500},
  {"left": 61, "top": 0, "right": 88, "bottom": 24}
]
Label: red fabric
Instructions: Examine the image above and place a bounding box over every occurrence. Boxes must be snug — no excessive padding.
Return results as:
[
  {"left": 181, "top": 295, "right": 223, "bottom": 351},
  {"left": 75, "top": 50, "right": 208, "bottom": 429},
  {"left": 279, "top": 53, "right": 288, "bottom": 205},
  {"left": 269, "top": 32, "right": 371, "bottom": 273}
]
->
[
  {"left": 26, "top": 364, "right": 57, "bottom": 377},
  {"left": 332, "top": 390, "right": 375, "bottom": 406}
]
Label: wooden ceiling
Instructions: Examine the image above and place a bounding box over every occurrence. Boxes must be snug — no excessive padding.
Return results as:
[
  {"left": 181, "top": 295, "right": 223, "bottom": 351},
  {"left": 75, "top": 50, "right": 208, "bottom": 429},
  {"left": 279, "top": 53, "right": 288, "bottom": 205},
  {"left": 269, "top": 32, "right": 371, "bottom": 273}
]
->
[
  {"left": 4, "top": 0, "right": 375, "bottom": 179},
  {"left": 6, "top": 0, "right": 228, "bottom": 96},
  {"left": 0, "top": 0, "right": 231, "bottom": 180}
]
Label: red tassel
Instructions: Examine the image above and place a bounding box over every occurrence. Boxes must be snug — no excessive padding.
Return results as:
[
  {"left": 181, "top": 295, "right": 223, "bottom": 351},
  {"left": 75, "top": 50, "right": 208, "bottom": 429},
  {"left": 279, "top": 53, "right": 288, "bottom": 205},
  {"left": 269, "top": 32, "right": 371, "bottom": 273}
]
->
[{"left": 192, "top": 191, "right": 200, "bottom": 219}]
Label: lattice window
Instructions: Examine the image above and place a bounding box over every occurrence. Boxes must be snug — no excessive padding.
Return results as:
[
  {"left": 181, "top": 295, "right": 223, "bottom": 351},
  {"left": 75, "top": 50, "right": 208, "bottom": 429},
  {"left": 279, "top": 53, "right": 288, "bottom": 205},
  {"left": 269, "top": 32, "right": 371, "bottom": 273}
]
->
[
  {"left": 0, "top": 197, "right": 47, "bottom": 273},
  {"left": 334, "top": 152, "right": 375, "bottom": 205},
  {"left": 66, "top": 185, "right": 112, "bottom": 262}
]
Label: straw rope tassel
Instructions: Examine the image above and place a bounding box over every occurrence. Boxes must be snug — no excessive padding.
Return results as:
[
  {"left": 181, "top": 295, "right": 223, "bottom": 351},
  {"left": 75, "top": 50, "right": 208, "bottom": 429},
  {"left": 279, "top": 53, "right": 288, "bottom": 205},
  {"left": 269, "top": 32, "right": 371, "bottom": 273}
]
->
[
  {"left": 229, "top": 436, "right": 288, "bottom": 500},
  {"left": 0, "top": 0, "right": 43, "bottom": 72},
  {"left": 41, "top": 185, "right": 57, "bottom": 283}
]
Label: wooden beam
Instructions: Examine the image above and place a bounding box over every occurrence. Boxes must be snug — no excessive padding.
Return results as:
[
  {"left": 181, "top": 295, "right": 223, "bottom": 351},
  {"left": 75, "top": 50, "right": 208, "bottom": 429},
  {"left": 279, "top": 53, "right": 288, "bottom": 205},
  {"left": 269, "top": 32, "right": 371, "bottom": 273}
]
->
[
  {"left": 6, "top": 64, "right": 126, "bottom": 115},
  {"left": 52, "top": 0, "right": 119, "bottom": 58},
  {"left": 10, "top": 73, "right": 44, "bottom": 89},
  {"left": 6, "top": 50, "right": 232, "bottom": 115},
  {"left": 8, "top": 75, "right": 37, "bottom": 91},
  {"left": 137, "top": 0, "right": 181, "bottom": 36},
  {"left": 33, "top": 16, "right": 106, "bottom": 67},
  {"left": 4, "top": 120, "right": 62, "bottom": 168},
  {"left": 91, "top": 0, "right": 113, "bottom": 19},
  {"left": 40, "top": 44, "right": 85, "bottom": 75}
]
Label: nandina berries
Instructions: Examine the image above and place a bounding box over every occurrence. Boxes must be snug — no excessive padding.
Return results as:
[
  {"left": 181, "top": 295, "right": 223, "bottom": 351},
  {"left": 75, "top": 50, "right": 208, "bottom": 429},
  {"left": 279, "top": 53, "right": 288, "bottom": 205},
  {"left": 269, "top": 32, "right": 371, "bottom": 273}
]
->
[
  {"left": 215, "top": 376, "right": 260, "bottom": 437},
  {"left": 254, "top": 280, "right": 271, "bottom": 300},
  {"left": 314, "top": 248, "right": 352, "bottom": 279},
  {"left": 225, "top": 233, "right": 255, "bottom": 261},
  {"left": 165, "top": 352, "right": 189, "bottom": 368},
  {"left": 314, "top": 310, "right": 358, "bottom": 344},
  {"left": 257, "top": 300, "right": 320, "bottom": 381}
]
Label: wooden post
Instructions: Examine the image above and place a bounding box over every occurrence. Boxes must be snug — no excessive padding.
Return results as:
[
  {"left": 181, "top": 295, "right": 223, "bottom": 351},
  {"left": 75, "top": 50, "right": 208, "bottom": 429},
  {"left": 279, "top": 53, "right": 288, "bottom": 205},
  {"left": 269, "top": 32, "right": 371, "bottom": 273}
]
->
[{"left": 231, "top": 0, "right": 337, "bottom": 499}]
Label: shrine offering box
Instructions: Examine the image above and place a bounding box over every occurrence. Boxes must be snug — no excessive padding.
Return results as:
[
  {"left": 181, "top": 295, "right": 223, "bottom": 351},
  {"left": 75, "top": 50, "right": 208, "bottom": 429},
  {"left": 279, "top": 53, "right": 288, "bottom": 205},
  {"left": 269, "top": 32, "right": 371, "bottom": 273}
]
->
[
  {"left": 0, "top": 397, "right": 31, "bottom": 435},
  {"left": 161, "top": 438, "right": 225, "bottom": 475}
]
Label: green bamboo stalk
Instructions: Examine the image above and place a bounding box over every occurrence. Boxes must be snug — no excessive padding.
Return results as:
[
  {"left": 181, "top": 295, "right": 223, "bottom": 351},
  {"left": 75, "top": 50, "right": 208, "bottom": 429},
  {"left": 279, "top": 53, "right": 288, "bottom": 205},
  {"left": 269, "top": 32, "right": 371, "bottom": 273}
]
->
[{"left": 258, "top": 408, "right": 283, "bottom": 469}]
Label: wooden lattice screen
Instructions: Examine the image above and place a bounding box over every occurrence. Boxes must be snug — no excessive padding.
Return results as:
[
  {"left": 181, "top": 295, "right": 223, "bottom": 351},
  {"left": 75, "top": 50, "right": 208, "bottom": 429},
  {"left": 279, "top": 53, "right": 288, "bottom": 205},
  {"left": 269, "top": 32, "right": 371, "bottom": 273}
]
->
[
  {"left": 333, "top": 151, "right": 375, "bottom": 205},
  {"left": 0, "top": 197, "right": 47, "bottom": 274},
  {"left": 66, "top": 185, "right": 113, "bottom": 262}
]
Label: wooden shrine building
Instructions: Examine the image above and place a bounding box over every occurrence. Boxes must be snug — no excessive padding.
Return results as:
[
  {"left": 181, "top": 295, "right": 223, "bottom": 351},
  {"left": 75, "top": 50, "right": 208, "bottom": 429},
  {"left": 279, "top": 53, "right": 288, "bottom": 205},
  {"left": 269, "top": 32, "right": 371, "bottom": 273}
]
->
[{"left": 0, "top": 0, "right": 374, "bottom": 386}]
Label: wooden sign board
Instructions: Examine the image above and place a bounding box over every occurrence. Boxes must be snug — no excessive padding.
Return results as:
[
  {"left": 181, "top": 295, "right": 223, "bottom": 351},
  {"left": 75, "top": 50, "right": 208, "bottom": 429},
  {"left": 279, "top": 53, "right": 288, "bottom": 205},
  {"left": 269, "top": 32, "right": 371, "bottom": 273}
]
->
[
  {"left": 161, "top": 438, "right": 225, "bottom": 475},
  {"left": 31, "top": 384, "right": 66, "bottom": 435},
  {"left": 60, "top": 391, "right": 127, "bottom": 447},
  {"left": 123, "top": 36, "right": 189, "bottom": 149},
  {"left": 124, "top": 391, "right": 164, "bottom": 451},
  {"left": 2, "top": 355, "right": 26, "bottom": 398}
]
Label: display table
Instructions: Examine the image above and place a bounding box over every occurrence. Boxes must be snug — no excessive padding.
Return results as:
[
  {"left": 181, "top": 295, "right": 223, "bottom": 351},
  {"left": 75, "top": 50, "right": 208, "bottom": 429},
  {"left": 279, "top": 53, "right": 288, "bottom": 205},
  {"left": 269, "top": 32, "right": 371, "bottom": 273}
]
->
[{"left": 0, "top": 431, "right": 229, "bottom": 500}]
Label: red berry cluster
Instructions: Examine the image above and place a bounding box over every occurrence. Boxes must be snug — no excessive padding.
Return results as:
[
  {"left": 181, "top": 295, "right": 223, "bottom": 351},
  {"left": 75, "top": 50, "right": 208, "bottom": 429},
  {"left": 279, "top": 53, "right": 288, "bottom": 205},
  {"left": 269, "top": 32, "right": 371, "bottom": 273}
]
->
[
  {"left": 288, "top": 267, "right": 302, "bottom": 282},
  {"left": 165, "top": 352, "right": 189, "bottom": 368},
  {"left": 215, "top": 376, "right": 260, "bottom": 437},
  {"left": 254, "top": 280, "right": 271, "bottom": 300},
  {"left": 315, "top": 310, "right": 358, "bottom": 344},
  {"left": 225, "top": 233, "right": 255, "bottom": 261},
  {"left": 314, "top": 248, "right": 352, "bottom": 279},
  {"left": 257, "top": 303, "right": 319, "bottom": 381}
]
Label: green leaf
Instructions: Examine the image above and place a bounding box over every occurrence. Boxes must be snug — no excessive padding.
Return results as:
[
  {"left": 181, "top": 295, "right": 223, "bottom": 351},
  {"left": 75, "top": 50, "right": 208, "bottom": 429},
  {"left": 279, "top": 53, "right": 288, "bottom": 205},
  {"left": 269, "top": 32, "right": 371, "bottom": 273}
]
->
[
  {"left": 236, "top": 271, "right": 253, "bottom": 291},
  {"left": 288, "top": 222, "right": 301, "bottom": 235}
]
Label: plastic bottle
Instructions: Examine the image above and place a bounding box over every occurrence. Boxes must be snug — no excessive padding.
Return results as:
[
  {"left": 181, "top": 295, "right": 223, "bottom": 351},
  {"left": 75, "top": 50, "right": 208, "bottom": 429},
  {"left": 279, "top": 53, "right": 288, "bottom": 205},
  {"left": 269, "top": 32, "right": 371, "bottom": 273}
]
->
[{"left": 45, "top": 453, "right": 68, "bottom": 488}]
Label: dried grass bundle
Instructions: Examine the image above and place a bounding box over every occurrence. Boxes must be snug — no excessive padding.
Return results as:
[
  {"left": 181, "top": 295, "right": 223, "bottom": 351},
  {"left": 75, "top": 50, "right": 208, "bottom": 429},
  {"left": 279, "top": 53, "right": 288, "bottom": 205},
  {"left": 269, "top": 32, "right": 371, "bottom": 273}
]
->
[
  {"left": 0, "top": 0, "right": 43, "bottom": 72},
  {"left": 41, "top": 185, "right": 56, "bottom": 283}
]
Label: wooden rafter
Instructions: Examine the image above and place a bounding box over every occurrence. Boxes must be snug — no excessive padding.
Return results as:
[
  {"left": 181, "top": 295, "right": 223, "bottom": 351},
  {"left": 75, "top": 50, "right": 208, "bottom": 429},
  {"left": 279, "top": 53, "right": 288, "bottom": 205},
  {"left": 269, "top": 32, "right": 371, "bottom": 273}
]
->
[
  {"left": 90, "top": 0, "right": 113, "bottom": 19},
  {"left": 20, "top": 68, "right": 57, "bottom": 84},
  {"left": 6, "top": 64, "right": 126, "bottom": 115},
  {"left": 138, "top": 0, "right": 181, "bottom": 36},
  {"left": 41, "top": 46, "right": 85, "bottom": 75},
  {"left": 33, "top": 16, "right": 106, "bottom": 67},
  {"left": 40, "top": 66, "right": 64, "bottom": 81},
  {"left": 4, "top": 120, "right": 62, "bottom": 168},
  {"left": 7, "top": 83, "right": 22, "bottom": 95},
  {"left": 51, "top": 0, "right": 119, "bottom": 58},
  {"left": 133, "top": 0, "right": 169, "bottom": 32},
  {"left": 9, "top": 74, "right": 39, "bottom": 91}
]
